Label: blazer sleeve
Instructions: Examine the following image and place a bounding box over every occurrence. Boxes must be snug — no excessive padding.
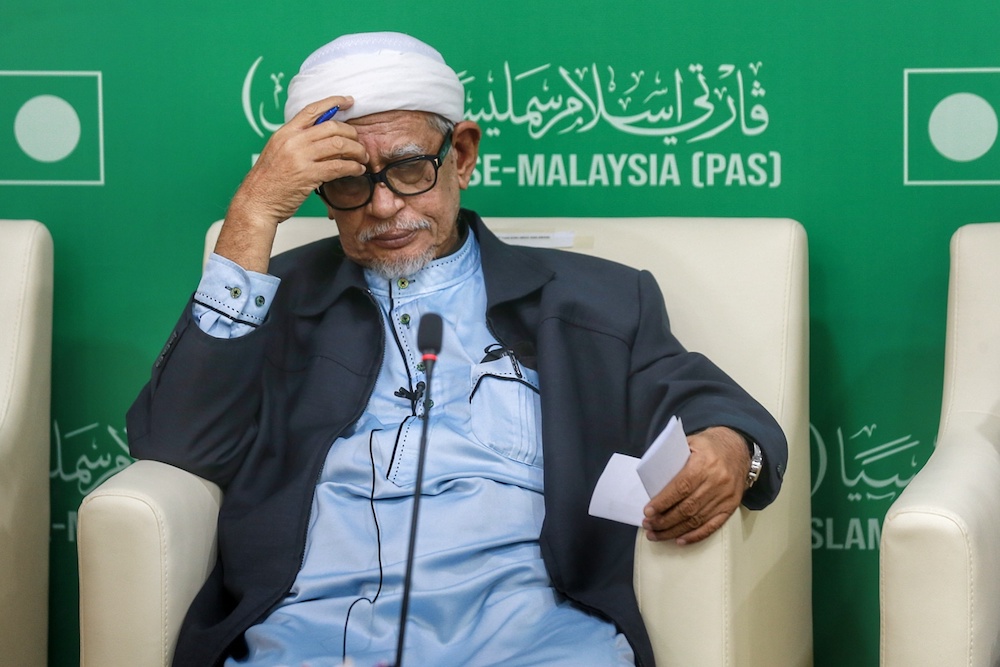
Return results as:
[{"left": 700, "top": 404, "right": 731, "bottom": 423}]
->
[
  {"left": 626, "top": 269, "right": 787, "bottom": 509},
  {"left": 126, "top": 302, "right": 270, "bottom": 489}
]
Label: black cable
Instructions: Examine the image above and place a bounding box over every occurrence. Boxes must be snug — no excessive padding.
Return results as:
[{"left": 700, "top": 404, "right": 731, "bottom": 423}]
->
[{"left": 341, "top": 428, "right": 385, "bottom": 663}]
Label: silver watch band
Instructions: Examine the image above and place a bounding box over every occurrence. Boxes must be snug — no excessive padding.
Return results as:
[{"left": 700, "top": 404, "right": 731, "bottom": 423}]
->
[{"left": 746, "top": 442, "right": 763, "bottom": 488}]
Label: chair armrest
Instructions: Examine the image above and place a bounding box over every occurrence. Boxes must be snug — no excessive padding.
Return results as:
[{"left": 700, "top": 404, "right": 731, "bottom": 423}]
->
[
  {"left": 78, "top": 460, "right": 223, "bottom": 667},
  {"left": 634, "top": 367, "right": 813, "bottom": 667},
  {"left": 635, "top": 496, "right": 813, "bottom": 667},
  {"left": 635, "top": 514, "right": 744, "bottom": 666},
  {"left": 880, "top": 412, "right": 1000, "bottom": 667}
]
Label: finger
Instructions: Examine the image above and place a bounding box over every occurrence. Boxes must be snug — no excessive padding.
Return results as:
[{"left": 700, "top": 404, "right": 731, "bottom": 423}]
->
[
  {"left": 642, "top": 433, "right": 729, "bottom": 514},
  {"left": 312, "top": 134, "right": 368, "bottom": 166},
  {"left": 293, "top": 95, "right": 356, "bottom": 128},
  {"left": 273, "top": 131, "right": 367, "bottom": 185},
  {"left": 314, "top": 159, "right": 367, "bottom": 185},
  {"left": 644, "top": 487, "right": 738, "bottom": 543},
  {"left": 311, "top": 117, "right": 361, "bottom": 144},
  {"left": 309, "top": 139, "right": 368, "bottom": 185},
  {"left": 643, "top": 459, "right": 722, "bottom": 525},
  {"left": 640, "top": 427, "right": 750, "bottom": 544},
  {"left": 643, "top": 464, "right": 743, "bottom": 531},
  {"left": 645, "top": 494, "right": 735, "bottom": 540},
  {"left": 643, "top": 478, "right": 726, "bottom": 536},
  {"left": 645, "top": 437, "right": 744, "bottom": 518},
  {"left": 644, "top": 464, "right": 699, "bottom": 516},
  {"left": 304, "top": 122, "right": 368, "bottom": 175}
]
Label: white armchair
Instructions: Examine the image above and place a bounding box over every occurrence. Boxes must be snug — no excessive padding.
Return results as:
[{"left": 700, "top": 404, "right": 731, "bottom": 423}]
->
[
  {"left": 0, "top": 219, "right": 53, "bottom": 667},
  {"left": 880, "top": 222, "right": 1000, "bottom": 667},
  {"left": 79, "top": 216, "right": 812, "bottom": 667}
]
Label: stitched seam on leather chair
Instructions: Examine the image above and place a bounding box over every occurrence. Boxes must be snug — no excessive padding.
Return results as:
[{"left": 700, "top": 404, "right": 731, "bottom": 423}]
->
[
  {"left": 772, "top": 220, "right": 796, "bottom": 425},
  {"left": 723, "top": 524, "right": 732, "bottom": 667},
  {"left": 0, "top": 224, "right": 37, "bottom": 432}
]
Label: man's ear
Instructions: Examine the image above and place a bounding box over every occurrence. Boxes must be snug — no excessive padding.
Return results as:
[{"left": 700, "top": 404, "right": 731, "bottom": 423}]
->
[{"left": 451, "top": 120, "right": 482, "bottom": 189}]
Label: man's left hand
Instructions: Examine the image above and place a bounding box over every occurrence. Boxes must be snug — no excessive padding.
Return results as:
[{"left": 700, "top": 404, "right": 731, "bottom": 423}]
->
[{"left": 641, "top": 426, "right": 751, "bottom": 545}]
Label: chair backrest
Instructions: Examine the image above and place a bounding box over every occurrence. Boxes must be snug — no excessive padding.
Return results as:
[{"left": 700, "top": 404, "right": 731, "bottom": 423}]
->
[
  {"left": 940, "top": 222, "right": 1000, "bottom": 428},
  {"left": 880, "top": 222, "right": 1000, "bottom": 667},
  {"left": 206, "top": 215, "right": 813, "bottom": 666},
  {"left": 0, "top": 219, "right": 53, "bottom": 666}
]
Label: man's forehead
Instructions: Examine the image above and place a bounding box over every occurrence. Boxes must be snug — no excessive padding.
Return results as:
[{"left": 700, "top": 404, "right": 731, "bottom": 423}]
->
[
  {"left": 348, "top": 109, "right": 431, "bottom": 130},
  {"left": 349, "top": 110, "right": 438, "bottom": 155}
]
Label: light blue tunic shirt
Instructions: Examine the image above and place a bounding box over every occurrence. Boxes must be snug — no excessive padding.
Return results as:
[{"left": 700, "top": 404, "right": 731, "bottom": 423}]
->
[{"left": 196, "top": 233, "right": 634, "bottom": 667}]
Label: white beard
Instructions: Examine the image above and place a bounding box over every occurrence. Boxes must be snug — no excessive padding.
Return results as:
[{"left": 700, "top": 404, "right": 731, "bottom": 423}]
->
[
  {"left": 358, "top": 216, "right": 436, "bottom": 280},
  {"left": 366, "top": 245, "right": 437, "bottom": 281}
]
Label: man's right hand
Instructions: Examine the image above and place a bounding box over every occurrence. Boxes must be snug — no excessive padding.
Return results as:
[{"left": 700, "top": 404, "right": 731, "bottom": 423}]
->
[{"left": 215, "top": 95, "right": 369, "bottom": 273}]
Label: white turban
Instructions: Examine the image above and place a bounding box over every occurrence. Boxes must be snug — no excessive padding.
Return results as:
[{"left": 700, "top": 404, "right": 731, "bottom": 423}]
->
[{"left": 283, "top": 32, "right": 465, "bottom": 124}]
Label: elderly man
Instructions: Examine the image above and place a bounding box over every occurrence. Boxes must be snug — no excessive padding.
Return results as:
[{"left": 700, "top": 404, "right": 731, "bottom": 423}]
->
[{"left": 127, "top": 32, "right": 786, "bottom": 667}]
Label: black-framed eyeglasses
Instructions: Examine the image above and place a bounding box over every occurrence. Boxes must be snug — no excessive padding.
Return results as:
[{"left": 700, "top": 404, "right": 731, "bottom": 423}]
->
[{"left": 316, "top": 130, "right": 453, "bottom": 211}]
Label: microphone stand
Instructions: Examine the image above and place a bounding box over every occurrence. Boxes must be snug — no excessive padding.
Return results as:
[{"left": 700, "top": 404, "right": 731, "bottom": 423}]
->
[{"left": 393, "top": 322, "right": 440, "bottom": 667}]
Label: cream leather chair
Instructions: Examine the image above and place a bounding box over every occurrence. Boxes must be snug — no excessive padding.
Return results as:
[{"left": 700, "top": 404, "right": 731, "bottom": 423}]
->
[
  {"left": 0, "top": 219, "right": 53, "bottom": 667},
  {"left": 79, "top": 216, "right": 812, "bottom": 667},
  {"left": 880, "top": 222, "right": 1000, "bottom": 667}
]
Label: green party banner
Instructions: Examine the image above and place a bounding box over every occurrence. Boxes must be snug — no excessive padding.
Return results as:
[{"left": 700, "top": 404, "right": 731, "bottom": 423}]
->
[{"left": 4, "top": 2, "right": 1000, "bottom": 665}]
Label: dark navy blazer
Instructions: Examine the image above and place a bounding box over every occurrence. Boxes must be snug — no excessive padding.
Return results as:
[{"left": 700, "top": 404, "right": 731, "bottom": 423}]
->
[{"left": 128, "top": 209, "right": 787, "bottom": 667}]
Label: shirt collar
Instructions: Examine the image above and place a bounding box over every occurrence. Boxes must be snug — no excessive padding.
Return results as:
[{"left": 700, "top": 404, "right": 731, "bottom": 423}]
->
[
  {"left": 364, "top": 222, "right": 479, "bottom": 297},
  {"left": 286, "top": 210, "right": 554, "bottom": 316}
]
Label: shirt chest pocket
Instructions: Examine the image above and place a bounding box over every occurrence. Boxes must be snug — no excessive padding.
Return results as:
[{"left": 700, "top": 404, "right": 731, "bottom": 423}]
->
[{"left": 469, "top": 355, "right": 543, "bottom": 468}]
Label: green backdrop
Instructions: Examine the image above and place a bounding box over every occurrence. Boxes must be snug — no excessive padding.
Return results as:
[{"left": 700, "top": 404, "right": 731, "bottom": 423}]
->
[{"left": 4, "top": 2, "right": 999, "bottom": 665}]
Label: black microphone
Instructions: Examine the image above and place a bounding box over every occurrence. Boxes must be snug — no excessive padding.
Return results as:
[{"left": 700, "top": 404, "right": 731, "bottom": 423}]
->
[
  {"left": 417, "top": 312, "right": 443, "bottom": 359},
  {"left": 394, "top": 313, "right": 443, "bottom": 667}
]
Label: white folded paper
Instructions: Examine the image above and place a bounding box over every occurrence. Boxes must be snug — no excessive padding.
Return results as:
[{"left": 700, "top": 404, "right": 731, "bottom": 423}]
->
[{"left": 588, "top": 416, "right": 690, "bottom": 526}]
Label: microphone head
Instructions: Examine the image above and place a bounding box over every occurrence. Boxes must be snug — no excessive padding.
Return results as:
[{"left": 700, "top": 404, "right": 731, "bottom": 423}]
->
[{"left": 417, "top": 313, "right": 444, "bottom": 355}]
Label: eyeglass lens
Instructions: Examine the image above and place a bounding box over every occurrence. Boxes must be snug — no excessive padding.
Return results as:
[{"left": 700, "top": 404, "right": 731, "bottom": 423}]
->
[{"left": 319, "top": 131, "right": 451, "bottom": 210}]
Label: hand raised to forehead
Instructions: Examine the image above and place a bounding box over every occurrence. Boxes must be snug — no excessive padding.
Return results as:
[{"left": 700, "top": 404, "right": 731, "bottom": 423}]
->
[
  {"left": 240, "top": 96, "right": 369, "bottom": 222},
  {"left": 215, "top": 95, "right": 369, "bottom": 273}
]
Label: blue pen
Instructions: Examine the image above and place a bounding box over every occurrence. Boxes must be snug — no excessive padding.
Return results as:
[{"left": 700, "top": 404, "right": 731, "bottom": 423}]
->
[{"left": 314, "top": 105, "right": 340, "bottom": 125}]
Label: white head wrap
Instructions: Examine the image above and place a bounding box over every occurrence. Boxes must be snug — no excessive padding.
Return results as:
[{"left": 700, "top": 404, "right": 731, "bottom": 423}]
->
[{"left": 284, "top": 32, "right": 464, "bottom": 124}]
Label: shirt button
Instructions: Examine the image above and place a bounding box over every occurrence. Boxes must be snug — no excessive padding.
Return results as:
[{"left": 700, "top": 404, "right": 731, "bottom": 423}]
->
[
  {"left": 400, "top": 313, "right": 411, "bottom": 326},
  {"left": 229, "top": 287, "right": 242, "bottom": 299},
  {"left": 416, "top": 361, "right": 426, "bottom": 372},
  {"left": 255, "top": 295, "right": 265, "bottom": 307},
  {"left": 397, "top": 278, "right": 410, "bottom": 289}
]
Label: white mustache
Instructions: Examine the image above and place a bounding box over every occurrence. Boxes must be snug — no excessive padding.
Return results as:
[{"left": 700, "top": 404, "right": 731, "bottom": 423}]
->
[{"left": 357, "top": 217, "right": 431, "bottom": 243}]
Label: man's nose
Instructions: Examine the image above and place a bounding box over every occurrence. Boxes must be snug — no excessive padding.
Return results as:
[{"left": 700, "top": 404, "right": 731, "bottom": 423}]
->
[{"left": 368, "top": 182, "right": 405, "bottom": 218}]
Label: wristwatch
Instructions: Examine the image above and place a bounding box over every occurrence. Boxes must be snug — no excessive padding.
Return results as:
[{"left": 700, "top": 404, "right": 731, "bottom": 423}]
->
[{"left": 746, "top": 442, "right": 763, "bottom": 488}]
